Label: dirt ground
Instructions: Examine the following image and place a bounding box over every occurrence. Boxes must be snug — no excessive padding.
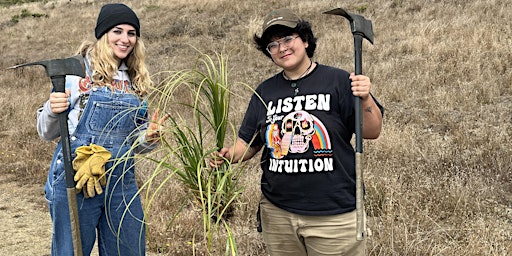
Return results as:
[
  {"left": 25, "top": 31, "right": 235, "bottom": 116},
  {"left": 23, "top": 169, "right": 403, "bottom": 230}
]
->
[
  {"left": 0, "top": 173, "right": 130, "bottom": 256},
  {"left": 0, "top": 172, "right": 163, "bottom": 256},
  {"left": 0, "top": 173, "right": 56, "bottom": 256}
]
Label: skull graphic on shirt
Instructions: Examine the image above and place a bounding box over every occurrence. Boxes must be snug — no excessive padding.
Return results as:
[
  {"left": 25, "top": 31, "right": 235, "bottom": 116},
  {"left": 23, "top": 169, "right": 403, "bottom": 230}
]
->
[{"left": 280, "top": 111, "right": 315, "bottom": 154}]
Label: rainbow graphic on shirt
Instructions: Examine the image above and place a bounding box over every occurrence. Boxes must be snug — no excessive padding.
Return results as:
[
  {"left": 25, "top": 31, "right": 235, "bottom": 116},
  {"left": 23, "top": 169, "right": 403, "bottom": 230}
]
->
[{"left": 311, "top": 116, "right": 332, "bottom": 157}]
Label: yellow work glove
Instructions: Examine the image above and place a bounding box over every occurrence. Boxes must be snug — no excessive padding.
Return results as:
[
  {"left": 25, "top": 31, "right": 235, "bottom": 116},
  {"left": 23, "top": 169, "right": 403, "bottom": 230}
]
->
[{"left": 72, "top": 144, "right": 111, "bottom": 198}]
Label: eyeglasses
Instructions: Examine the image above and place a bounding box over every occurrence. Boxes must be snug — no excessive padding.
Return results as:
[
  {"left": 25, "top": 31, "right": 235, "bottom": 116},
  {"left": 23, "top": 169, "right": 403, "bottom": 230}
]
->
[{"left": 266, "top": 35, "right": 300, "bottom": 54}]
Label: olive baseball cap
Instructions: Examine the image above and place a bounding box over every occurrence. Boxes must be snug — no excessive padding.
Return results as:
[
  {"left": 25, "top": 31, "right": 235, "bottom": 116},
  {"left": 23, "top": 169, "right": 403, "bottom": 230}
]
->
[{"left": 261, "top": 8, "right": 300, "bottom": 35}]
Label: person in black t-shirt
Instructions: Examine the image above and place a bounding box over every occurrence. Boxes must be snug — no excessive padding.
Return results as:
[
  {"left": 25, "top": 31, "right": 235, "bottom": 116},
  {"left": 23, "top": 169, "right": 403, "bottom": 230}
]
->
[{"left": 210, "top": 8, "right": 383, "bottom": 256}]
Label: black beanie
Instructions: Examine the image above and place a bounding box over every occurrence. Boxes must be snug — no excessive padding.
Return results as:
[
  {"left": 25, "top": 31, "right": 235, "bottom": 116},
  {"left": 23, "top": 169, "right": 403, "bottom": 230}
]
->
[{"left": 95, "top": 3, "right": 140, "bottom": 39}]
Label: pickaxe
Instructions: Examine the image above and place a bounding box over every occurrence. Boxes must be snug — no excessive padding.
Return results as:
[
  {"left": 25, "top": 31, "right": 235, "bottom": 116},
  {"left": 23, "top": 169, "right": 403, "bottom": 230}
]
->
[
  {"left": 8, "top": 56, "right": 85, "bottom": 255},
  {"left": 323, "top": 8, "right": 374, "bottom": 241}
]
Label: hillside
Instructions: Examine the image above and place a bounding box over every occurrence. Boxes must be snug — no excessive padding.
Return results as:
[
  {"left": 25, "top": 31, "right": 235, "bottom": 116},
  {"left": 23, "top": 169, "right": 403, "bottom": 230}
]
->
[{"left": 0, "top": 0, "right": 510, "bottom": 255}]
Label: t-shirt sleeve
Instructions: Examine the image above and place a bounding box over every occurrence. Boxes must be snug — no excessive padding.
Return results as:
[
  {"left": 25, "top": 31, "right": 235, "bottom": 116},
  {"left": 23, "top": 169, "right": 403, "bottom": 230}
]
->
[
  {"left": 371, "top": 93, "right": 384, "bottom": 117},
  {"left": 238, "top": 91, "right": 266, "bottom": 147}
]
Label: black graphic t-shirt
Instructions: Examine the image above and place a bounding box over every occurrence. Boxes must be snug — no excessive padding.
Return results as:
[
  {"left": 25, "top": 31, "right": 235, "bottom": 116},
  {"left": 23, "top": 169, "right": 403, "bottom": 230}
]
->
[{"left": 239, "top": 64, "right": 383, "bottom": 216}]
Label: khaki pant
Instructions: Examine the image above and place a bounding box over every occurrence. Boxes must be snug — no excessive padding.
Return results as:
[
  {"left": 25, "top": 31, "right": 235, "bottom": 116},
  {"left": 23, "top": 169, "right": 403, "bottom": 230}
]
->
[{"left": 259, "top": 196, "right": 366, "bottom": 256}]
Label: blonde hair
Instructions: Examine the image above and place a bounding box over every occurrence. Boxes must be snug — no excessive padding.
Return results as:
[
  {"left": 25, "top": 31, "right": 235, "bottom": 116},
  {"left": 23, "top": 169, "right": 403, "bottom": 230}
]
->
[{"left": 77, "top": 35, "right": 151, "bottom": 97}]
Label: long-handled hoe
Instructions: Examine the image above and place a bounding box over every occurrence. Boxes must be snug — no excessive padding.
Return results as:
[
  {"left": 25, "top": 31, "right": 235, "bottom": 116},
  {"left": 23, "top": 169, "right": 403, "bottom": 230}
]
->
[
  {"left": 8, "top": 56, "right": 85, "bottom": 255},
  {"left": 324, "top": 7, "right": 374, "bottom": 241}
]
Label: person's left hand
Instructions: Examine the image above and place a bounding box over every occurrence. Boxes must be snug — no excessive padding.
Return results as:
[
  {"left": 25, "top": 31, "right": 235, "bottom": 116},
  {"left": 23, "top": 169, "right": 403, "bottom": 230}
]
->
[
  {"left": 349, "top": 73, "right": 372, "bottom": 100},
  {"left": 146, "top": 109, "right": 170, "bottom": 142}
]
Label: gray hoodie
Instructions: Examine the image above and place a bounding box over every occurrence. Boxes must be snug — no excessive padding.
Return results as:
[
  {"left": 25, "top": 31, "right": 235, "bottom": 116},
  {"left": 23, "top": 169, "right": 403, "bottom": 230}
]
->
[{"left": 36, "top": 62, "right": 157, "bottom": 154}]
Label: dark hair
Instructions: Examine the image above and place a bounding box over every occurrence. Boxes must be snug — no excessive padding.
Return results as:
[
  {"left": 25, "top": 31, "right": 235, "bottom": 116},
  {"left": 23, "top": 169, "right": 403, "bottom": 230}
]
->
[{"left": 253, "top": 20, "right": 317, "bottom": 59}]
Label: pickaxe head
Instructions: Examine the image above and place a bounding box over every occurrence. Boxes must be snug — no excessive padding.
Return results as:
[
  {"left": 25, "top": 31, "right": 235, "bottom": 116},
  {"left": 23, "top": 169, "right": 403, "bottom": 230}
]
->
[
  {"left": 324, "top": 8, "right": 374, "bottom": 45},
  {"left": 7, "top": 55, "right": 85, "bottom": 78}
]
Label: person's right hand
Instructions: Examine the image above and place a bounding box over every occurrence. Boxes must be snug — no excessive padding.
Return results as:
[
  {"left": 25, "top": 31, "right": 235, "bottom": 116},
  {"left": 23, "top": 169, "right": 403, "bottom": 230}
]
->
[
  {"left": 209, "top": 147, "right": 230, "bottom": 168},
  {"left": 49, "top": 89, "right": 70, "bottom": 114}
]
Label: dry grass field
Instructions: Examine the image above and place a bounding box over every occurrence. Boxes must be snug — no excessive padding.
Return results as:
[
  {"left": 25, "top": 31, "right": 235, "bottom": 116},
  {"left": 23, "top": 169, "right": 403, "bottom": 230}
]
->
[{"left": 0, "top": 0, "right": 511, "bottom": 255}]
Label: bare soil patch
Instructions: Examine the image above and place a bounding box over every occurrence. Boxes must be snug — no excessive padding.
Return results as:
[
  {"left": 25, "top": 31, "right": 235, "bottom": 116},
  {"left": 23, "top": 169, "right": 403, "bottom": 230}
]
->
[{"left": 0, "top": 173, "right": 52, "bottom": 256}]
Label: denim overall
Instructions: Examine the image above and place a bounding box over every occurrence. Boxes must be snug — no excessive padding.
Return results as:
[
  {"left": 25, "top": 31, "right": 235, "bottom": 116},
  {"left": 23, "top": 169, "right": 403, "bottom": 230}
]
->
[{"left": 44, "top": 86, "right": 146, "bottom": 256}]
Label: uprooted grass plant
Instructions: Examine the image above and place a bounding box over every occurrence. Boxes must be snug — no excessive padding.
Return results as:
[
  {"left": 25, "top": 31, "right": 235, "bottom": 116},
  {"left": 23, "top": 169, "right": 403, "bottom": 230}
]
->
[{"left": 140, "top": 50, "right": 252, "bottom": 254}]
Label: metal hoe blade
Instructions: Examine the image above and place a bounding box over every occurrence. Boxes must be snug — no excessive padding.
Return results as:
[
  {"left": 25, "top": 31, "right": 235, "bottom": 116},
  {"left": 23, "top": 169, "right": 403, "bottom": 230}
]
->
[
  {"left": 7, "top": 56, "right": 85, "bottom": 78},
  {"left": 324, "top": 8, "right": 374, "bottom": 45}
]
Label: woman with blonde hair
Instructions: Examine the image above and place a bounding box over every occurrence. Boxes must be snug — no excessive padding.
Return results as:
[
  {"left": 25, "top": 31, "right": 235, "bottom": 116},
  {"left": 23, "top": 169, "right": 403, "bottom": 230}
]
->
[{"left": 37, "top": 3, "right": 167, "bottom": 255}]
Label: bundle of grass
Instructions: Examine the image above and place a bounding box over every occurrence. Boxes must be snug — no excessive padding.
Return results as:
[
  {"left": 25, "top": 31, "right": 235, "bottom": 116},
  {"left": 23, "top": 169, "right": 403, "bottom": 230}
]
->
[{"left": 141, "top": 49, "right": 253, "bottom": 254}]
